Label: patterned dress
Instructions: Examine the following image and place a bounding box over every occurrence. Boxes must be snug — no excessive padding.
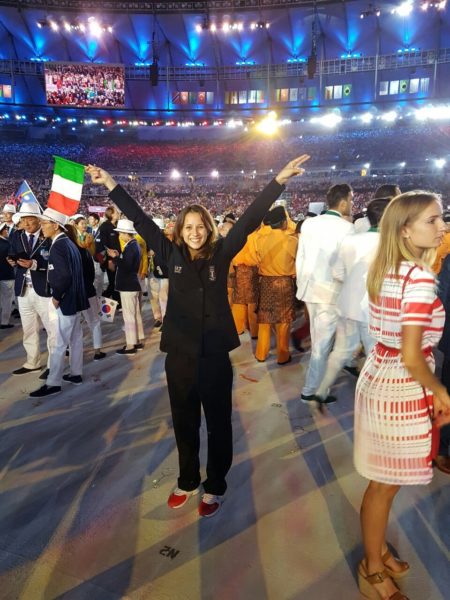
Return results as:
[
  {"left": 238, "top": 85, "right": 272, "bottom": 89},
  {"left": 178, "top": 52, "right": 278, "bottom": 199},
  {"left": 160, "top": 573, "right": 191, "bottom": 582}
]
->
[{"left": 354, "top": 261, "right": 445, "bottom": 485}]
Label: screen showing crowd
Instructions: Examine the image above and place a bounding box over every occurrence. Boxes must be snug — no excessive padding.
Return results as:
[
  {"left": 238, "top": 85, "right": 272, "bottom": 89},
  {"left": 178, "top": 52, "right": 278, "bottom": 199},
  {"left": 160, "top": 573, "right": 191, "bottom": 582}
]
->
[{"left": 45, "top": 63, "right": 125, "bottom": 108}]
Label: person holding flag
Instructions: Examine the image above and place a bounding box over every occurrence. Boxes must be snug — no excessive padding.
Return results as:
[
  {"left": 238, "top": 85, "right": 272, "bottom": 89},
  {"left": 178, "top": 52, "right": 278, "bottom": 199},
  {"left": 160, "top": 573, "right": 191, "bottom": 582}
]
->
[{"left": 30, "top": 156, "right": 89, "bottom": 398}]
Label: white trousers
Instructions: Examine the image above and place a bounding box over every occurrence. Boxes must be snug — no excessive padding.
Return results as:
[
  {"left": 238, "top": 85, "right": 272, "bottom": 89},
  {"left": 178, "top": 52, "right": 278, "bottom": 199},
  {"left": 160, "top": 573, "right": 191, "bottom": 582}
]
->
[
  {"left": 47, "top": 301, "right": 83, "bottom": 386},
  {"left": 148, "top": 276, "right": 168, "bottom": 322},
  {"left": 315, "top": 318, "right": 376, "bottom": 399},
  {"left": 82, "top": 296, "right": 102, "bottom": 350},
  {"left": 302, "top": 302, "right": 339, "bottom": 396},
  {"left": 94, "top": 262, "right": 105, "bottom": 298},
  {"left": 17, "top": 287, "right": 56, "bottom": 369},
  {"left": 120, "top": 291, "right": 144, "bottom": 347},
  {"left": 0, "top": 279, "right": 14, "bottom": 325}
]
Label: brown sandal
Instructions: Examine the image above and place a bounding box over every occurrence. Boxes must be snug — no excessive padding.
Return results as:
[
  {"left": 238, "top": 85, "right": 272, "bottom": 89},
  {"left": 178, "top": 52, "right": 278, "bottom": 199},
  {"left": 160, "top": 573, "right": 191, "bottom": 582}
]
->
[
  {"left": 358, "top": 561, "right": 409, "bottom": 600},
  {"left": 382, "top": 549, "right": 410, "bottom": 580}
]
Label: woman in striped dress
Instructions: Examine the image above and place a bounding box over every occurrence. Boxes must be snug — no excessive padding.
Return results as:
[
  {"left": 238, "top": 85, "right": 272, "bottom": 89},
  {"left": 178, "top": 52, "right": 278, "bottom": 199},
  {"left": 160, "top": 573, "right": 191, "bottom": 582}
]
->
[{"left": 354, "top": 191, "right": 450, "bottom": 600}]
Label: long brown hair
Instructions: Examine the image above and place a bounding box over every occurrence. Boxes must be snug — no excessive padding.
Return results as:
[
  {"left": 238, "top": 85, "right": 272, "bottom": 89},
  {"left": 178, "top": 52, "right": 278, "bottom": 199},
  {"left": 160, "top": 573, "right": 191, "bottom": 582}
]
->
[
  {"left": 173, "top": 204, "right": 218, "bottom": 259},
  {"left": 367, "top": 191, "right": 441, "bottom": 301}
]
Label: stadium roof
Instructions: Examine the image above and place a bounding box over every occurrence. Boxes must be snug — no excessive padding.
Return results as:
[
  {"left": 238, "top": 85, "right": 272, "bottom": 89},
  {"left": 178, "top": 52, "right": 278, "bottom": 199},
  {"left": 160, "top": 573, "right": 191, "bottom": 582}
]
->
[{"left": 0, "top": 1, "right": 447, "bottom": 67}]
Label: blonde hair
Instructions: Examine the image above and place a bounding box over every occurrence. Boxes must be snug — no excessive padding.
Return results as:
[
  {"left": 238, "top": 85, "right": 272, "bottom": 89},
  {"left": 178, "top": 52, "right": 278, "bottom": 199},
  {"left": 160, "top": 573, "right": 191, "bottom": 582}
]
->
[{"left": 367, "top": 191, "right": 441, "bottom": 301}]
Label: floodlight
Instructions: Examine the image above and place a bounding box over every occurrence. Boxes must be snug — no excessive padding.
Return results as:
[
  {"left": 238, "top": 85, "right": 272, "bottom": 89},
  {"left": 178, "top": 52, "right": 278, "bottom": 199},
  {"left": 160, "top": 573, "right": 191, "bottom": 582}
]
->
[
  {"left": 435, "top": 158, "right": 446, "bottom": 168},
  {"left": 360, "top": 112, "right": 374, "bottom": 124},
  {"left": 381, "top": 111, "right": 398, "bottom": 122},
  {"left": 211, "top": 169, "right": 219, "bottom": 178},
  {"left": 170, "top": 169, "right": 181, "bottom": 180}
]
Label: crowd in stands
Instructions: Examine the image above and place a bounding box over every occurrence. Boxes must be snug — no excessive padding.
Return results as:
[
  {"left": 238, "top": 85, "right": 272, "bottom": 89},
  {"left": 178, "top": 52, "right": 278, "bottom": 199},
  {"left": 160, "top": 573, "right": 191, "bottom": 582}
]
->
[{"left": 1, "top": 123, "right": 450, "bottom": 218}]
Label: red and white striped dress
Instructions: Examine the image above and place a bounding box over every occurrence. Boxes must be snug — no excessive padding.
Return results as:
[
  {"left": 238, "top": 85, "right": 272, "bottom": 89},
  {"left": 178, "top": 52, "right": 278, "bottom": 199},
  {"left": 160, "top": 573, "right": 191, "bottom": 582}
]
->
[{"left": 354, "top": 261, "right": 445, "bottom": 485}]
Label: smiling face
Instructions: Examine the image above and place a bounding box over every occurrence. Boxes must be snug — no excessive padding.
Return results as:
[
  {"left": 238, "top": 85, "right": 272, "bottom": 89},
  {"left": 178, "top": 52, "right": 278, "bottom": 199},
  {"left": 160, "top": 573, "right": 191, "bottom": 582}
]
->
[
  {"left": 180, "top": 211, "right": 208, "bottom": 257},
  {"left": 402, "top": 200, "right": 446, "bottom": 258},
  {"left": 75, "top": 218, "right": 87, "bottom": 233}
]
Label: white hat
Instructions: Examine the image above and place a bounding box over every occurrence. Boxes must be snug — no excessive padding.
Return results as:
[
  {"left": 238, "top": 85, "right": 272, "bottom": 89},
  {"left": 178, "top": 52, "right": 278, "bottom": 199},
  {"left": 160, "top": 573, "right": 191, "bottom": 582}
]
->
[
  {"left": 114, "top": 219, "right": 137, "bottom": 234},
  {"left": 2, "top": 203, "right": 16, "bottom": 214},
  {"left": 71, "top": 213, "right": 85, "bottom": 221},
  {"left": 37, "top": 207, "right": 69, "bottom": 230},
  {"left": 12, "top": 213, "right": 22, "bottom": 225},
  {"left": 16, "top": 202, "right": 42, "bottom": 217},
  {"left": 153, "top": 218, "right": 165, "bottom": 229},
  {"left": 308, "top": 202, "right": 325, "bottom": 216},
  {"left": 0, "top": 221, "right": 9, "bottom": 232}
]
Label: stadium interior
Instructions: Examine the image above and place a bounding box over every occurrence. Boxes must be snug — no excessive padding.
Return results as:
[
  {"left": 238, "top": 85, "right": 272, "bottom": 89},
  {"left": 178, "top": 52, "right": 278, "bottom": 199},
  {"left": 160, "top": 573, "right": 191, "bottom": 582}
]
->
[{"left": 0, "top": 1, "right": 449, "bottom": 599}]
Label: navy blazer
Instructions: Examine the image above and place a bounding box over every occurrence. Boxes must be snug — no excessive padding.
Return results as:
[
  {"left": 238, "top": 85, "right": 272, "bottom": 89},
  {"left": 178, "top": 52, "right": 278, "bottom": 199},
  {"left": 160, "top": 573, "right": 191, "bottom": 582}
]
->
[
  {"left": 438, "top": 254, "right": 450, "bottom": 357},
  {"left": 48, "top": 234, "right": 89, "bottom": 316},
  {"left": 109, "top": 178, "right": 285, "bottom": 356},
  {"left": 8, "top": 229, "right": 51, "bottom": 297},
  {"left": 115, "top": 238, "right": 141, "bottom": 292},
  {"left": 0, "top": 237, "right": 14, "bottom": 280},
  {"left": 78, "top": 246, "right": 96, "bottom": 299}
]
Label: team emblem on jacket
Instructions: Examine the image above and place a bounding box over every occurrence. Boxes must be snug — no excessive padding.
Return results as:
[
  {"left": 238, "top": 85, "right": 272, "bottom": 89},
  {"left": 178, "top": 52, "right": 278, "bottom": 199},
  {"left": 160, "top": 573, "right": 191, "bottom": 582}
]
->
[
  {"left": 209, "top": 266, "right": 216, "bottom": 281},
  {"left": 174, "top": 265, "right": 182, "bottom": 274}
]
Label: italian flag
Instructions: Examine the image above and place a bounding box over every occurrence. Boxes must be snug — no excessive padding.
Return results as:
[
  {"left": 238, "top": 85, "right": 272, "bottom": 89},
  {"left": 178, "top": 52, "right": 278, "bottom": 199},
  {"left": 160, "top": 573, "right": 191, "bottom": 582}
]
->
[{"left": 47, "top": 156, "right": 84, "bottom": 215}]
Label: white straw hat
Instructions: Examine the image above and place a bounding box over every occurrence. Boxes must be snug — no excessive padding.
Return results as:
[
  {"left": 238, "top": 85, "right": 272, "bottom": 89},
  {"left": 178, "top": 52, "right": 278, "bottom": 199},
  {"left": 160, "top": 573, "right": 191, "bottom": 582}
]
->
[
  {"left": 2, "top": 203, "right": 16, "bottom": 214},
  {"left": 114, "top": 219, "right": 137, "bottom": 234},
  {"left": 37, "top": 207, "right": 69, "bottom": 230},
  {"left": 16, "top": 203, "right": 42, "bottom": 217}
]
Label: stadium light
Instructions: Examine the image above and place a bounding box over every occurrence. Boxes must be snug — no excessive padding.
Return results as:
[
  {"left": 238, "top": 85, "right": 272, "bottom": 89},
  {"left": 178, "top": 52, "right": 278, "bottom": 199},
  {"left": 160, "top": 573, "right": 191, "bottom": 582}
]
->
[
  {"left": 211, "top": 169, "right": 219, "bottom": 178},
  {"left": 381, "top": 111, "right": 398, "bottom": 122},
  {"left": 311, "top": 113, "right": 342, "bottom": 128},
  {"left": 170, "top": 169, "right": 181, "bottom": 180},
  {"left": 360, "top": 112, "right": 374, "bottom": 124},
  {"left": 435, "top": 158, "right": 446, "bottom": 168},
  {"left": 256, "top": 111, "right": 279, "bottom": 135},
  {"left": 391, "top": 1, "right": 414, "bottom": 16}
]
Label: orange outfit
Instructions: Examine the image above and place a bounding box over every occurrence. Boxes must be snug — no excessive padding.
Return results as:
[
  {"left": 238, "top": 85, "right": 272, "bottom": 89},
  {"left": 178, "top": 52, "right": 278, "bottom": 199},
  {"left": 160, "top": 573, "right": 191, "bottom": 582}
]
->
[
  {"left": 433, "top": 231, "right": 450, "bottom": 274},
  {"left": 253, "top": 227, "right": 298, "bottom": 364},
  {"left": 231, "top": 231, "right": 259, "bottom": 337}
]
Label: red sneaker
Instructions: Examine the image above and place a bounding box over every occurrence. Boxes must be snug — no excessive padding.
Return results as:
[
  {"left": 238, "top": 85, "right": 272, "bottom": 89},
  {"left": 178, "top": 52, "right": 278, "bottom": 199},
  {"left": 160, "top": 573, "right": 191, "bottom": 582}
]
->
[
  {"left": 167, "top": 487, "right": 199, "bottom": 509},
  {"left": 198, "top": 493, "right": 222, "bottom": 518}
]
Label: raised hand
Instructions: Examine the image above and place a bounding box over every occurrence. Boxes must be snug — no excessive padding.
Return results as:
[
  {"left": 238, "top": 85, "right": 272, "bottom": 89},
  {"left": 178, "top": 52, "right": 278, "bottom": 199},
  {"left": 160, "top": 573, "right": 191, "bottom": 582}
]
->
[
  {"left": 275, "top": 154, "right": 310, "bottom": 185},
  {"left": 85, "top": 164, "right": 117, "bottom": 191}
]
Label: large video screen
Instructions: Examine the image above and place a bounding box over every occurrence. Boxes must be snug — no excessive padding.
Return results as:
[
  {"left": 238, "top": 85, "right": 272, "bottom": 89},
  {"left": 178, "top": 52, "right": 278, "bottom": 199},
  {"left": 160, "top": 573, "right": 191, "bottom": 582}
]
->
[{"left": 45, "top": 63, "right": 125, "bottom": 108}]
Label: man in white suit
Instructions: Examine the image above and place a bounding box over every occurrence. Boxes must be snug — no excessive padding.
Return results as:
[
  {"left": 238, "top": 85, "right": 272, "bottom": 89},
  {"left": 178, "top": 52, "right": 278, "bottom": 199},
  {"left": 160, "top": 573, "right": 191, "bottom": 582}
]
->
[
  {"left": 314, "top": 198, "right": 390, "bottom": 400},
  {"left": 296, "top": 184, "right": 354, "bottom": 403}
]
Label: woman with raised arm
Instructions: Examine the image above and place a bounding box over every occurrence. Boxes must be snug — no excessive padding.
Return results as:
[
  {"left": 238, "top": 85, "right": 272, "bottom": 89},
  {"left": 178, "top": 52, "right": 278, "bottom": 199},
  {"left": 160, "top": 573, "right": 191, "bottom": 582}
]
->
[
  {"left": 86, "top": 155, "right": 309, "bottom": 518},
  {"left": 355, "top": 191, "right": 450, "bottom": 599}
]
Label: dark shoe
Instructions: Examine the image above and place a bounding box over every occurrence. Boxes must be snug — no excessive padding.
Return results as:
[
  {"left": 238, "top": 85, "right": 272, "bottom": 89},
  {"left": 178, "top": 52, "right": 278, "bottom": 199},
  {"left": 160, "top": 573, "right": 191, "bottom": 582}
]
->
[
  {"left": 116, "top": 346, "right": 137, "bottom": 355},
  {"left": 277, "top": 355, "right": 292, "bottom": 365},
  {"left": 12, "top": 308, "right": 20, "bottom": 318},
  {"left": 435, "top": 455, "right": 450, "bottom": 475},
  {"left": 316, "top": 394, "right": 337, "bottom": 404},
  {"left": 343, "top": 365, "right": 360, "bottom": 378},
  {"left": 39, "top": 368, "right": 49, "bottom": 380},
  {"left": 12, "top": 366, "right": 41, "bottom": 376},
  {"left": 93, "top": 351, "right": 106, "bottom": 361},
  {"left": 0, "top": 324, "right": 13, "bottom": 329},
  {"left": 153, "top": 319, "right": 162, "bottom": 328},
  {"left": 135, "top": 342, "right": 144, "bottom": 351},
  {"left": 29, "top": 385, "right": 61, "bottom": 398},
  {"left": 62, "top": 374, "right": 83, "bottom": 385},
  {"left": 300, "top": 393, "right": 319, "bottom": 404}
]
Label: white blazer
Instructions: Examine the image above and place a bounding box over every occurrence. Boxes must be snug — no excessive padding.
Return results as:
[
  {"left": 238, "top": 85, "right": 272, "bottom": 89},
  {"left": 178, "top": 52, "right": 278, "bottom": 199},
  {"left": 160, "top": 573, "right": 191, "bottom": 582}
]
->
[
  {"left": 333, "top": 231, "right": 380, "bottom": 322},
  {"left": 296, "top": 213, "right": 354, "bottom": 304}
]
